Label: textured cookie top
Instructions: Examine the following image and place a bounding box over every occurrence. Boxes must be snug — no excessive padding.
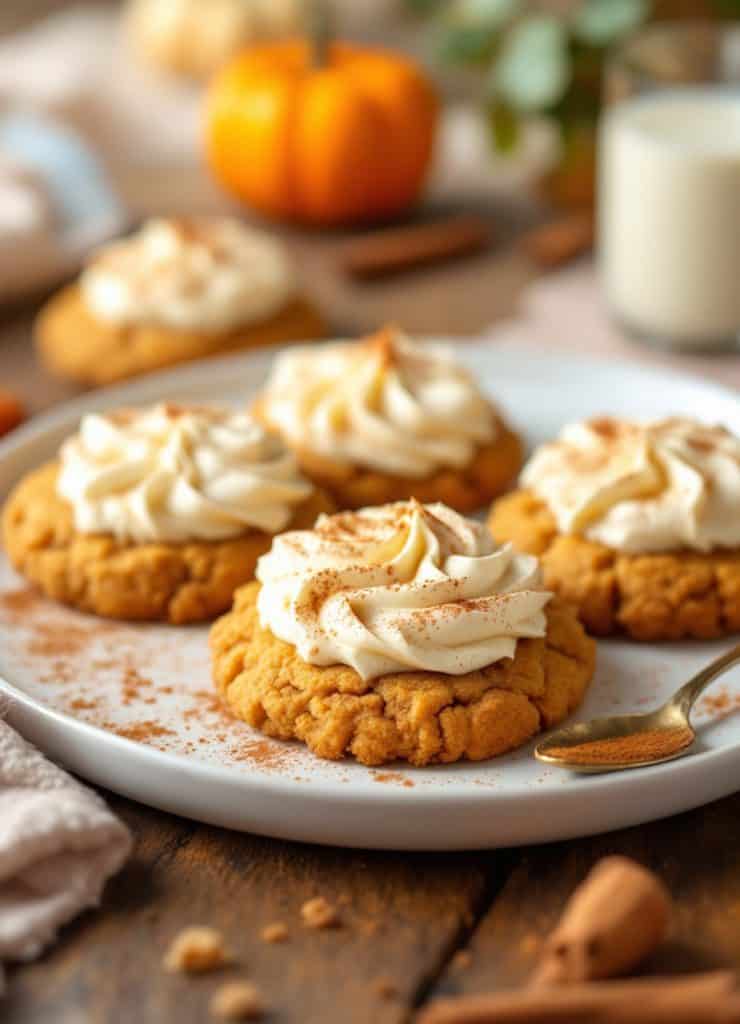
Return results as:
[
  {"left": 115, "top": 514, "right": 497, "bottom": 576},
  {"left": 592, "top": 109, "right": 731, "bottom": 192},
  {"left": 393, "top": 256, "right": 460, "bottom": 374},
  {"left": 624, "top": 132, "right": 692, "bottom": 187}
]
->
[
  {"left": 57, "top": 403, "right": 313, "bottom": 543},
  {"left": 256, "top": 326, "right": 498, "bottom": 479},
  {"left": 522, "top": 416, "right": 740, "bottom": 554},
  {"left": 80, "top": 217, "right": 294, "bottom": 332},
  {"left": 255, "top": 499, "right": 550, "bottom": 681}
]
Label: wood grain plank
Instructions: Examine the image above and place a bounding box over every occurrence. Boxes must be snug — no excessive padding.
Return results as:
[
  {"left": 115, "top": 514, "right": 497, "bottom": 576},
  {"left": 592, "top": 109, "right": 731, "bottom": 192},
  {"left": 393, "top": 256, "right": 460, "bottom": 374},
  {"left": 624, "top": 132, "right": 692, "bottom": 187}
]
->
[
  {"left": 423, "top": 790, "right": 740, "bottom": 1006},
  {"left": 5, "top": 796, "right": 511, "bottom": 1024}
]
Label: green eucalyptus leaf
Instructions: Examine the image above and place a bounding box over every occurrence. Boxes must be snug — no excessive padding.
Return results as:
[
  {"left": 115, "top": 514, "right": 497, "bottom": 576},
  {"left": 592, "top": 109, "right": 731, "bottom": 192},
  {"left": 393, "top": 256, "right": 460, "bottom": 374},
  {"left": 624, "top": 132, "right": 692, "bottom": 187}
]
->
[
  {"left": 436, "top": 23, "right": 498, "bottom": 65},
  {"left": 403, "top": 0, "right": 446, "bottom": 14},
  {"left": 488, "top": 100, "right": 521, "bottom": 153},
  {"left": 573, "top": 0, "right": 649, "bottom": 46},
  {"left": 458, "top": 0, "right": 521, "bottom": 27},
  {"left": 492, "top": 16, "right": 570, "bottom": 113}
]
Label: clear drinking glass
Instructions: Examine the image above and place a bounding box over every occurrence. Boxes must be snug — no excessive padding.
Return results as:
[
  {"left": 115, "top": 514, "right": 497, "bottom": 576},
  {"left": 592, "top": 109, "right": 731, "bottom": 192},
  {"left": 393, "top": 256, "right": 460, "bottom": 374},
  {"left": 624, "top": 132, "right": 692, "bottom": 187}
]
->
[{"left": 599, "top": 22, "right": 740, "bottom": 353}]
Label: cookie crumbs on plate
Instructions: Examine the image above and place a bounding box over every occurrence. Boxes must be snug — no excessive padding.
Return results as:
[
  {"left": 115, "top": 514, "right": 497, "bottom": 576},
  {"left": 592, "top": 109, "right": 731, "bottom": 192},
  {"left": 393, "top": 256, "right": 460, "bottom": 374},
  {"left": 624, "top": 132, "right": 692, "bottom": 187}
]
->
[
  {"left": 373, "top": 977, "right": 399, "bottom": 1000},
  {"left": 452, "top": 949, "right": 472, "bottom": 971},
  {"left": 163, "top": 926, "right": 230, "bottom": 973},
  {"left": 210, "top": 981, "right": 265, "bottom": 1020},
  {"left": 261, "top": 922, "right": 289, "bottom": 944},
  {"left": 300, "top": 897, "right": 339, "bottom": 929}
]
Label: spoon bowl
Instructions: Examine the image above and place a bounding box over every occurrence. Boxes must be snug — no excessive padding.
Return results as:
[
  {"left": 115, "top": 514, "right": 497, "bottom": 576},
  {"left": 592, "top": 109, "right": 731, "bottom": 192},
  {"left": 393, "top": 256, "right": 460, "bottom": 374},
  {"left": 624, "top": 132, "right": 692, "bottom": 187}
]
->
[{"left": 536, "top": 641, "right": 740, "bottom": 773}]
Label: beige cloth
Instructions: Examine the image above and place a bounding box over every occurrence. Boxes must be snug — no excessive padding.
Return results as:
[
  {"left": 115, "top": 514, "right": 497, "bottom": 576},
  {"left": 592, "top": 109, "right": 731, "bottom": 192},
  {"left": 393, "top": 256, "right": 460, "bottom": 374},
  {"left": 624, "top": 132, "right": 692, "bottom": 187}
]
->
[{"left": 0, "top": 716, "right": 132, "bottom": 994}]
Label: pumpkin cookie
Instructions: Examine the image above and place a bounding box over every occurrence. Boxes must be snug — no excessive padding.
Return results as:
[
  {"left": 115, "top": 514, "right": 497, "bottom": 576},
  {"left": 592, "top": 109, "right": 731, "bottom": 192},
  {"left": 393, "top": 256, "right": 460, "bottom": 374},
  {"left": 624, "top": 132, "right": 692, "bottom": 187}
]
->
[
  {"left": 36, "top": 217, "right": 326, "bottom": 385},
  {"left": 2, "top": 404, "right": 333, "bottom": 624},
  {"left": 489, "top": 417, "right": 740, "bottom": 641},
  {"left": 211, "top": 501, "right": 595, "bottom": 766},
  {"left": 253, "top": 326, "right": 523, "bottom": 513}
]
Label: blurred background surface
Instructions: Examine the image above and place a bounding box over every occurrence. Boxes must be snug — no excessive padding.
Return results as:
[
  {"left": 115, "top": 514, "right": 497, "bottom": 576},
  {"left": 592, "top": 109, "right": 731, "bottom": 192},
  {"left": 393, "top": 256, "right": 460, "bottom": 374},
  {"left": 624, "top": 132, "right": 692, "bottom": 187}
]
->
[{"left": 2, "top": 0, "right": 740, "bottom": 417}]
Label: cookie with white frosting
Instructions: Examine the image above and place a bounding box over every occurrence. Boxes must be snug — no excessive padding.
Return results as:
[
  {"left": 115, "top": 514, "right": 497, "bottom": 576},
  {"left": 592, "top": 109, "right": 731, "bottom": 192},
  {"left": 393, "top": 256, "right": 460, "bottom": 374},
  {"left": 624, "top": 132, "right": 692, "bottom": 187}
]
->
[
  {"left": 253, "top": 326, "right": 523, "bottom": 513},
  {"left": 489, "top": 416, "right": 740, "bottom": 640},
  {"left": 2, "top": 403, "right": 333, "bottom": 623},
  {"left": 35, "top": 217, "right": 326, "bottom": 384},
  {"left": 211, "top": 500, "right": 595, "bottom": 766}
]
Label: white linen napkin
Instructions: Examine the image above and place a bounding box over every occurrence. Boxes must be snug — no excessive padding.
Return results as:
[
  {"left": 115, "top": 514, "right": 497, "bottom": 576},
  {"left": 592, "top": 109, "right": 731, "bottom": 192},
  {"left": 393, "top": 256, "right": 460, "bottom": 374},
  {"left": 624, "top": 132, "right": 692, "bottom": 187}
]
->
[{"left": 0, "top": 716, "right": 132, "bottom": 995}]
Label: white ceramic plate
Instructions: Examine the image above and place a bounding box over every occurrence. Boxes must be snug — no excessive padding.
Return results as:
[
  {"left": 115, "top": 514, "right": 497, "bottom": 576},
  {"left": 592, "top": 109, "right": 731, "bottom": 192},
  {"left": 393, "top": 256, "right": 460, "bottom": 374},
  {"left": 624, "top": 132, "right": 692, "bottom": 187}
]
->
[{"left": 2, "top": 342, "right": 740, "bottom": 851}]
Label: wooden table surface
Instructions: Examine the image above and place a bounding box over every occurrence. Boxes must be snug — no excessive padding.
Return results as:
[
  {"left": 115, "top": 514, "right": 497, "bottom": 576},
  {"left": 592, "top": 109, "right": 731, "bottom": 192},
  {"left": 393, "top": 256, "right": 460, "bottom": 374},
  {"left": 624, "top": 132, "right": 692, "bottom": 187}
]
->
[{"left": 4, "top": 6, "right": 740, "bottom": 1022}]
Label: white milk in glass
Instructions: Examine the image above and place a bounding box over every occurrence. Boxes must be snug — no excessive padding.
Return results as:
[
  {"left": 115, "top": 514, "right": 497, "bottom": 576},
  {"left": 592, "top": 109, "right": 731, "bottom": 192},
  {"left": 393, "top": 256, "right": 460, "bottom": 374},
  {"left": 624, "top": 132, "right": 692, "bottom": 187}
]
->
[{"left": 599, "top": 87, "right": 740, "bottom": 349}]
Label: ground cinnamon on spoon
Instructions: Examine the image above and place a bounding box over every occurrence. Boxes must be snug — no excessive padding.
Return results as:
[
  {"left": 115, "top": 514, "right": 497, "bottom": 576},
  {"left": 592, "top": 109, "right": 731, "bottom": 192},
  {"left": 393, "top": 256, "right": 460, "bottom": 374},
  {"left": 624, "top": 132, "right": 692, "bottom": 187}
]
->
[{"left": 547, "top": 726, "right": 693, "bottom": 766}]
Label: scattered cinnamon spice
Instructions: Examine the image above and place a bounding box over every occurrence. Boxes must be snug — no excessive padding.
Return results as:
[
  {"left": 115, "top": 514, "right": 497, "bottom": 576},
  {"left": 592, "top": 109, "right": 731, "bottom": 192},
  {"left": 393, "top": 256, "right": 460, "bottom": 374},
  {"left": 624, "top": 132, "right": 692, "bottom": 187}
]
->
[
  {"left": 210, "top": 981, "right": 265, "bottom": 1020},
  {"left": 121, "top": 665, "right": 153, "bottom": 705},
  {"left": 260, "top": 922, "right": 289, "bottom": 944},
  {"left": 300, "top": 897, "right": 339, "bottom": 930},
  {"left": 105, "top": 721, "right": 175, "bottom": 744},
  {"left": 546, "top": 726, "right": 693, "bottom": 767},
  {"left": 163, "top": 926, "right": 230, "bottom": 973},
  {"left": 0, "top": 587, "right": 40, "bottom": 618},
  {"left": 532, "top": 856, "right": 672, "bottom": 987},
  {"left": 519, "top": 211, "right": 594, "bottom": 270},
  {"left": 418, "top": 971, "right": 739, "bottom": 1024},
  {"left": 26, "top": 623, "right": 92, "bottom": 659},
  {"left": 68, "top": 698, "right": 99, "bottom": 711},
  {"left": 701, "top": 688, "right": 740, "bottom": 721},
  {"left": 340, "top": 215, "right": 491, "bottom": 279},
  {"left": 372, "top": 771, "right": 414, "bottom": 788}
]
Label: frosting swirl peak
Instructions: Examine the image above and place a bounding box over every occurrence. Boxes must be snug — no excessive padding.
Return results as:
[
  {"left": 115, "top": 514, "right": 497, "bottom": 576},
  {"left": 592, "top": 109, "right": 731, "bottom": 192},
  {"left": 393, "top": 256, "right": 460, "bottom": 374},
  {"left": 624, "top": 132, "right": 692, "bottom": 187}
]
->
[
  {"left": 81, "top": 217, "right": 294, "bottom": 332},
  {"left": 256, "top": 500, "right": 551, "bottom": 681},
  {"left": 257, "top": 328, "right": 498, "bottom": 478},
  {"left": 57, "top": 404, "right": 313, "bottom": 543},
  {"left": 522, "top": 416, "right": 740, "bottom": 553}
]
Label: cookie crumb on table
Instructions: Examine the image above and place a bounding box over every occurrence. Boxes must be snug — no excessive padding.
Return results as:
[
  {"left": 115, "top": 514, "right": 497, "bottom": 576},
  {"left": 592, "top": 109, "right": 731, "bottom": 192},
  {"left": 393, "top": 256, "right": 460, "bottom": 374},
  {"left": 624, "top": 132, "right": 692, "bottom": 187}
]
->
[
  {"left": 452, "top": 949, "right": 472, "bottom": 971},
  {"left": 300, "top": 897, "right": 339, "bottom": 929},
  {"left": 373, "top": 977, "right": 399, "bottom": 1000},
  {"left": 163, "top": 926, "right": 230, "bottom": 973},
  {"left": 260, "top": 922, "right": 289, "bottom": 944},
  {"left": 210, "top": 981, "right": 265, "bottom": 1020},
  {"left": 519, "top": 933, "right": 540, "bottom": 956}
]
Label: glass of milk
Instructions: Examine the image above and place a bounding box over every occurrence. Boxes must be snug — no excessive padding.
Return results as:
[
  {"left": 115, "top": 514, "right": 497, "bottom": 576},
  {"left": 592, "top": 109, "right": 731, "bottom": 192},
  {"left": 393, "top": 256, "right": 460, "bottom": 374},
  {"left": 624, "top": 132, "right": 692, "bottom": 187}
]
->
[{"left": 599, "top": 24, "right": 740, "bottom": 352}]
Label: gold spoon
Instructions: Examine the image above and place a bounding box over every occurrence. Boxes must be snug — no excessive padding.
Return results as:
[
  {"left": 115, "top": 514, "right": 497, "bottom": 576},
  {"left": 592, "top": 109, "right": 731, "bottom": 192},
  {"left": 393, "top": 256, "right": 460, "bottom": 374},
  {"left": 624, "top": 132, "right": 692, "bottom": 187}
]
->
[{"left": 535, "top": 642, "right": 740, "bottom": 773}]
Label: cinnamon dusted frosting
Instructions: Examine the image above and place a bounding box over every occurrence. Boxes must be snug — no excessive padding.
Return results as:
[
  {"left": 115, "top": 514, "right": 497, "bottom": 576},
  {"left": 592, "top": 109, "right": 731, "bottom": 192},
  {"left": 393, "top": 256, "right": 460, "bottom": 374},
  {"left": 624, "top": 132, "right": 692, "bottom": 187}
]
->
[
  {"left": 257, "top": 328, "right": 498, "bottom": 478},
  {"left": 57, "top": 403, "right": 313, "bottom": 543},
  {"left": 522, "top": 416, "right": 740, "bottom": 553},
  {"left": 255, "top": 499, "right": 551, "bottom": 681},
  {"left": 80, "top": 217, "right": 294, "bottom": 332}
]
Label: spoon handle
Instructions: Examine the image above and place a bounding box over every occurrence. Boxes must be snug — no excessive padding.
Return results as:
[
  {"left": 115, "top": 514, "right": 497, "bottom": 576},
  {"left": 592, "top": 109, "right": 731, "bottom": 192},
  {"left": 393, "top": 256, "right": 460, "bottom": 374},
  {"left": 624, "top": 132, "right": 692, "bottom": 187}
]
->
[{"left": 674, "top": 642, "right": 740, "bottom": 716}]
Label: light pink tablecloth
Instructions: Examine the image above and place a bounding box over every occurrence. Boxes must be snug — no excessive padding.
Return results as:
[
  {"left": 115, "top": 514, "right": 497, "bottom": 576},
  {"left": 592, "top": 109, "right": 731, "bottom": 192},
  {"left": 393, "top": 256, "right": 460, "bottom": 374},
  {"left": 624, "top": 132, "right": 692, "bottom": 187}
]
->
[{"left": 484, "top": 265, "right": 740, "bottom": 392}]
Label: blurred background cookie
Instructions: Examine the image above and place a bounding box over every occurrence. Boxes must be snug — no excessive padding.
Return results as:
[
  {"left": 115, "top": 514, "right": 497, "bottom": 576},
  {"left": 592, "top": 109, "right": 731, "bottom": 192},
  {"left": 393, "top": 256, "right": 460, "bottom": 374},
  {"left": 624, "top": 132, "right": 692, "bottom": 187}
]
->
[{"left": 35, "top": 216, "right": 327, "bottom": 384}]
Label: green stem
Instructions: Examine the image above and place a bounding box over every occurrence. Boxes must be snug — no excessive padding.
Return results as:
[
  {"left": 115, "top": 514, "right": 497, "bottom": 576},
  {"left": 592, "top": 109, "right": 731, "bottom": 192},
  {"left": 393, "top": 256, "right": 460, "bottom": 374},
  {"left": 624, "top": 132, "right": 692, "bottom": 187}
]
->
[{"left": 309, "top": 0, "right": 332, "bottom": 68}]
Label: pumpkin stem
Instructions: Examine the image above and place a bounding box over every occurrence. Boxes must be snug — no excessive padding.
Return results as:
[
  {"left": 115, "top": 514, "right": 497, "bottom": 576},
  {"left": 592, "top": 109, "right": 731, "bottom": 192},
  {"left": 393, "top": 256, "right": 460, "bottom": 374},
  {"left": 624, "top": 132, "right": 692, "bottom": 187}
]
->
[{"left": 308, "top": 0, "right": 332, "bottom": 68}]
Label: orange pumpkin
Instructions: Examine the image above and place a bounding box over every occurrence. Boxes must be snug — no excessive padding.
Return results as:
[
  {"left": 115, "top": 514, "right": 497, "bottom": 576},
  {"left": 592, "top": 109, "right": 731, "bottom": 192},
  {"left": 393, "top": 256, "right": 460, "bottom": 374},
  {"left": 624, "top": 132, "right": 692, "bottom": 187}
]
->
[{"left": 205, "top": 40, "right": 438, "bottom": 225}]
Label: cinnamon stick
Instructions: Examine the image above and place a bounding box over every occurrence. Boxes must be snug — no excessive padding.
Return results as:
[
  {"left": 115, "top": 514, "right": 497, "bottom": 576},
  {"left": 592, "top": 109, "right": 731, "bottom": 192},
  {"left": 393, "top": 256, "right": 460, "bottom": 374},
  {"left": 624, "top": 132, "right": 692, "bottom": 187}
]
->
[
  {"left": 0, "top": 389, "right": 25, "bottom": 437},
  {"left": 340, "top": 215, "right": 491, "bottom": 279},
  {"left": 417, "top": 972, "right": 739, "bottom": 1024},
  {"left": 531, "top": 856, "right": 672, "bottom": 986},
  {"left": 518, "top": 211, "right": 594, "bottom": 270}
]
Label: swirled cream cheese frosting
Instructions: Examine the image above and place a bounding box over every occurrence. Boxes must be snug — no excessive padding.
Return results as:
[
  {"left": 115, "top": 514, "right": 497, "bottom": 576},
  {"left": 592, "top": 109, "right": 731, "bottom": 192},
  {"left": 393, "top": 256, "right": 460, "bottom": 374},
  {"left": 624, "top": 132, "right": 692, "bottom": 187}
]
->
[
  {"left": 80, "top": 217, "right": 294, "bottom": 332},
  {"left": 257, "top": 328, "right": 498, "bottom": 478},
  {"left": 57, "top": 403, "right": 313, "bottom": 543},
  {"left": 256, "top": 499, "right": 551, "bottom": 681},
  {"left": 521, "top": 416, "right": 740, "bottom": 553}
]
